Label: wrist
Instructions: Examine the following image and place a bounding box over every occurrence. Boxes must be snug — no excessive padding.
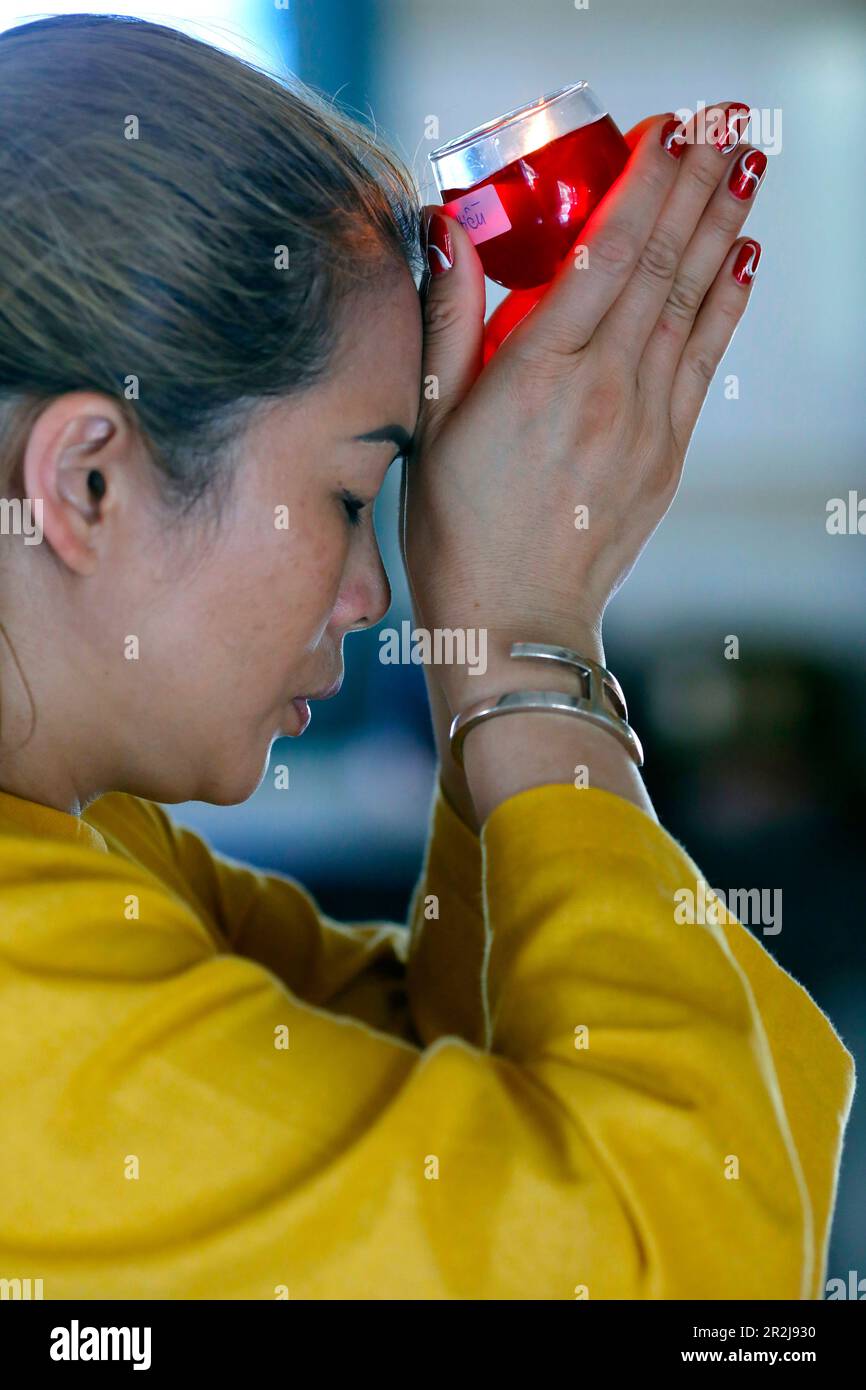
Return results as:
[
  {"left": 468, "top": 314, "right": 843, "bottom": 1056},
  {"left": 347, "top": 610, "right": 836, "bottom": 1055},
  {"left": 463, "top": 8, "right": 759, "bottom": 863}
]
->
[
  {"left": 462, "top": 706, "right": 655, "bottom": 825},
  {"left": 421, "top": 662, "right": 481, "bottom": 833},
  {"left": 437, "top": 628, "right": 655, "bottom": 824},
  {"left": 437, "top": 762, "right": 480, "bottom": 833},
  {"left": 441, "top": 626, "right": 606, "bottom": 716}
]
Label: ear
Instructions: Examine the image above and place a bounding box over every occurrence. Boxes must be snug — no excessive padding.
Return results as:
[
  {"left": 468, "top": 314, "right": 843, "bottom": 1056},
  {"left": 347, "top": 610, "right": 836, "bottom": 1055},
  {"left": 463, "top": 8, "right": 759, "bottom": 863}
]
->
[{"left": 21, "top": 393, "right": 130, "bottom": 578}]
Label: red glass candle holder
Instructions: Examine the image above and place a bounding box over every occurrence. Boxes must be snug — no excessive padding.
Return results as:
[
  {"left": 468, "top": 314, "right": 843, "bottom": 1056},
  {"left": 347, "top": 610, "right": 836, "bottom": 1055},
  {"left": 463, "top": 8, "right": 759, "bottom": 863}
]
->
[{"left": 430, "top": 82, "right": 630, "bottom": 357}]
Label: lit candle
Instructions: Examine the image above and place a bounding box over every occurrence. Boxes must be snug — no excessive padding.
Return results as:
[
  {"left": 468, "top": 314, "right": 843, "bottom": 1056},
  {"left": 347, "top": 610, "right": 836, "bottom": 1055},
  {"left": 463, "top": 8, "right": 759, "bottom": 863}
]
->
[
  {"left": 430, "top": 83, "right": 630, "bottom": 292},
  {"left": 430, "top": 83, "right": 630, "bottom": 361}
]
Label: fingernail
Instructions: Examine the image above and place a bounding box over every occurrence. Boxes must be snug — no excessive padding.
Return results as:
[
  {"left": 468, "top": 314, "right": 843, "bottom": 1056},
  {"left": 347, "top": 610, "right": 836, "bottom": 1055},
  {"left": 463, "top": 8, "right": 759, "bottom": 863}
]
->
[
  {"left": 660, "top": 117, "right": 687, "bottom": 159},
  {"left": 728, "top": 148, "right": 767, "bottom": 200},
  {"left": 732, "top": 240, "right": 761, "bottom": 285},
  {"left": 426, "top": 212, "right": 453, "bottom": 276},
  {"left": 712, "top": 102, "right": 750, "bottom": 154}
]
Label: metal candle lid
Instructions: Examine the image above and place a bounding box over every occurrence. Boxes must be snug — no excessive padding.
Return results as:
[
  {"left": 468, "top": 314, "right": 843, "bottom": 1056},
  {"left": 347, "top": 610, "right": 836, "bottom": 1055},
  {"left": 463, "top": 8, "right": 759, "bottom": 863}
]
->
[{"left": 429, "top": 81, "right": 608, "bottom": 192}]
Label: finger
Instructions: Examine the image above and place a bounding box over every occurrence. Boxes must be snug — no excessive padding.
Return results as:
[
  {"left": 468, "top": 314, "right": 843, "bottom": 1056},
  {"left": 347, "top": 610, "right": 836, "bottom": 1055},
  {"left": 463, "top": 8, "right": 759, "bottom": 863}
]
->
[
  {"left": 621, "top": 114, "right": 663, "bottom": 153},
  {"left": 417, "top": 204, "right": 486, "bottom": 446},
  {"left": 638, "top": 143, "right": 766, "bottom": 392},
  {"left": 502, "top": 112, "right": 682, "bottom": 359},
  {"left": 669, "top": 237, "right": 761, "bottom": 449},
  {"left": 596, "top": 102, "right": 752, "bottom": 369}
]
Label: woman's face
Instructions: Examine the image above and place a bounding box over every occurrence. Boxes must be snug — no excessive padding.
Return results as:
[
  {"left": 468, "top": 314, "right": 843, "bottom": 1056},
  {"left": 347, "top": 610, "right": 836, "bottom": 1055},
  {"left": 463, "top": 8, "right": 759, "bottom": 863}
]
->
[{"left": 6, "top": 264, "right": 423, "bottom": 810}]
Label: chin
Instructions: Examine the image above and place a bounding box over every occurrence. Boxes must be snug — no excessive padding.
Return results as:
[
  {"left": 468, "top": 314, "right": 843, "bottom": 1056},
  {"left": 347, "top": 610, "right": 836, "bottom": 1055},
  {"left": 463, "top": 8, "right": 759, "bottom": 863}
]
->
[
  {"left": 200, "top": 743, "right": 274, "bottom": 806},
  {"left": 139, "top": 745, "right": 269, "bottom": 809},
  {"left": 125, "top": 721, "right": 280, "bottom": 808}
]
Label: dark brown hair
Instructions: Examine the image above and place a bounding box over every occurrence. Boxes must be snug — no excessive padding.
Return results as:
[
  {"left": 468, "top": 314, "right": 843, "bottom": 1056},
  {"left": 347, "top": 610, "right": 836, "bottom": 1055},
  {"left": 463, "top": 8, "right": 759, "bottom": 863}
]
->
[{"left": 0, "top": 12, "right": 423, "bottom": 520}]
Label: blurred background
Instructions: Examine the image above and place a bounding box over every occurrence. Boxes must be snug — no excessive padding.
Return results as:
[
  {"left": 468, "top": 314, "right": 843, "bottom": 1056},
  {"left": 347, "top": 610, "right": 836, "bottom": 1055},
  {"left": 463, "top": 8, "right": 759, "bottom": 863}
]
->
[{"left": 5, "top": 0, "right": 863, "bottom": 1289}]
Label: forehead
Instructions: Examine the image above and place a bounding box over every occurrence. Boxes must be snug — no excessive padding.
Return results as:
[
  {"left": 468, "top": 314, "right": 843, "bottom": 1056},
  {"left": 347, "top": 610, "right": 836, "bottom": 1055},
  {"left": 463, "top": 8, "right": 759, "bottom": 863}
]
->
[
  {"left": 246, "top": 266, "right": 422, "bottom": 461},
  {"left": 326, "top": 264, "right": 423, "bottom": 432}
]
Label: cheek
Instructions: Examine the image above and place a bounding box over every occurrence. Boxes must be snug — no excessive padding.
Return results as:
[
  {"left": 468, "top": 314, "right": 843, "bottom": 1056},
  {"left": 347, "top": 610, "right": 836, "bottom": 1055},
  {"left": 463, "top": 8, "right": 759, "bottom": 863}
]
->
[
  {"left": 270, "top": 516, "right": 349, "bottom": 641},
  {"left": 179, "top": 509, "right": 347, "bottom": 700}
]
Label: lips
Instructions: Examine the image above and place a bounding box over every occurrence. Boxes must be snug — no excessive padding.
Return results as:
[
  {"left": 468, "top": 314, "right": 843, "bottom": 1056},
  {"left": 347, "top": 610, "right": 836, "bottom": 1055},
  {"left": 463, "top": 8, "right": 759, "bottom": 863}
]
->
[{"left": 297, "top": 675, "right": 343, "bottom": 701}]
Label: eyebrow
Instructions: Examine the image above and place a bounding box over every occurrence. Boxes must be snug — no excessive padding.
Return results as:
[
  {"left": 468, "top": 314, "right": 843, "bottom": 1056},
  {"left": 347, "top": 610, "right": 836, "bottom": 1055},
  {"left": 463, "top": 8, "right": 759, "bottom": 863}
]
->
[{"left": 352, "top": 424, "right": 414, "bottom": 453}]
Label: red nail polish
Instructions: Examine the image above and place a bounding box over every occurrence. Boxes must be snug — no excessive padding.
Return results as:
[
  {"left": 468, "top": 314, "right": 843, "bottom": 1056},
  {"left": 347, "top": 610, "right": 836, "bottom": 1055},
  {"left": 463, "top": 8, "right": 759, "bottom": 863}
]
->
[
  {"left": 728, "top": 148, "right": 767, "bottom": 200},
  {"left": 660, "top": 117, "right": 686, "bottom": 159},
  {"left": 426, "top": 212, "right": 453, "bottom": 276},
  {"left": 733, "top": 240, "right": 761, "bottom": 284},
  {"left": 714, "top": 102, "right": 750, "bottom": 154}
]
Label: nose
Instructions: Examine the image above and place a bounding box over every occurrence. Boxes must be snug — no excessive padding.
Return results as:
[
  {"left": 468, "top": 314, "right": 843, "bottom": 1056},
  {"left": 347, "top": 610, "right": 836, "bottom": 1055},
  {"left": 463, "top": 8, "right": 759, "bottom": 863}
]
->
[{"left": 342, "top": 547, "right": 392, "bottom": 635}]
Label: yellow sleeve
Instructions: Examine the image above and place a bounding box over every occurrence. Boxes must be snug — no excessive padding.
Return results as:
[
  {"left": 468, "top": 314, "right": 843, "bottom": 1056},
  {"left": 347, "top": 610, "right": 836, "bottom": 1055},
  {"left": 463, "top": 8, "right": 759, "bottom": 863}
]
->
[
  {"left": 109, "top": 774, "right": 488, "bottom": 1047},
  {"left": 716, "top": 910, "right": 855, "bottom": 1299},
  {"left": 4, "top": 783, "right": 853, "bottom": 1299},
  {"left": 413, "top": 782, "right": 856, "bottom": 1298}
]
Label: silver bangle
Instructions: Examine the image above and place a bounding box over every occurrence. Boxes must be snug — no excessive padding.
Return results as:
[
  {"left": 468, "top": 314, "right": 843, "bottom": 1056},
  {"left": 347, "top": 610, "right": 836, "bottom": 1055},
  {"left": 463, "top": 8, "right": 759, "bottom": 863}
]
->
[{"left": 448, "top": 642, "right": 644, "bottom": 770}]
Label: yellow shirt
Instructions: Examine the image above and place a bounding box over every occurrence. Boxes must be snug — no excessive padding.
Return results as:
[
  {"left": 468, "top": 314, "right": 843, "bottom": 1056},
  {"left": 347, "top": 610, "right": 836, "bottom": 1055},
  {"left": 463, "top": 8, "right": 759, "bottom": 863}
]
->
[{"left": 0, "top": 778, "right": 854, "bottom": 1299}]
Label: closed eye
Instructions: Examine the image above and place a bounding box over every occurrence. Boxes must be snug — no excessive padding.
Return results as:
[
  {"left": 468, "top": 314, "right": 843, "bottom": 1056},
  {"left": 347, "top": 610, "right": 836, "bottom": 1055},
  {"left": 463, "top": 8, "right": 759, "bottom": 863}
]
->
[
  {"left": 341, "top": 489, "right": 367, "bottom": 528},
  {"left": 341, "top": 449, "right": 409, "bottom": 529}
]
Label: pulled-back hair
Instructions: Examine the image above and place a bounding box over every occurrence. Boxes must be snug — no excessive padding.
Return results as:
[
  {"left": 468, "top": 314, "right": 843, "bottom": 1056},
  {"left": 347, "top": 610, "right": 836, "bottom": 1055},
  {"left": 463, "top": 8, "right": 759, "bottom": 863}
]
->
[{"left": 0, "top": 12, "right": 423, "bottom": 519}]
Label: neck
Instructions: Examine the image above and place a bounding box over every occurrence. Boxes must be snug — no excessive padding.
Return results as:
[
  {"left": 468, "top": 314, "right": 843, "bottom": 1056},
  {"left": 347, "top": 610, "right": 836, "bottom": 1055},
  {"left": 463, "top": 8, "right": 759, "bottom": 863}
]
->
[{"left": 0, "top": 630, "right": 110, "bottom": 816}]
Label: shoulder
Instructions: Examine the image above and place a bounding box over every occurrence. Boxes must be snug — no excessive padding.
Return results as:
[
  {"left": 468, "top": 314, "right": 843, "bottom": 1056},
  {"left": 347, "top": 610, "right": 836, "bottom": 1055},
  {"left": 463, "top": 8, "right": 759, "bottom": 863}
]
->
[
  {"left": 83, "top": 791, "right": 180, "bottom": 871},
  {"left": 82, "top": 793, "right": 249, "bottom": 950}
]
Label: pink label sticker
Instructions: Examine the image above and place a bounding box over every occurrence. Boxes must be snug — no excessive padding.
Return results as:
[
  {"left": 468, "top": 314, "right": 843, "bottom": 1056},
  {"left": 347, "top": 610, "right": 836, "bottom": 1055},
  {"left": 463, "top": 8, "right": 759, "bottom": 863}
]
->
[{"left": 441, "top": 184, "right": 512, "bottom": 246}]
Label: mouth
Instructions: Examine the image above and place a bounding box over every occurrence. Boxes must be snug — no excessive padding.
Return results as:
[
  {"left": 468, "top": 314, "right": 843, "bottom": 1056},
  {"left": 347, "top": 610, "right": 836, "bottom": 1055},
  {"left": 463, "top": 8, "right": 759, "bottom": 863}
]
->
[
  {"left": 286, "top": 673, "right": 343, "bottom": 735},
  {"left": 289, "top": 696, "right": 313, "bottom": 733},
  {"left": 296, "top": 674, "right": 344, "bottom": 701}
]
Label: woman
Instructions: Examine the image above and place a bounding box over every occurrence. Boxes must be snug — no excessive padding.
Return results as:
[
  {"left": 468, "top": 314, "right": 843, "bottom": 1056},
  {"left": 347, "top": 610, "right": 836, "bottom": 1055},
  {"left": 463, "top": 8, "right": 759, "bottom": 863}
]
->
[{"left": 0, "top": 14, "right": 853, "bottom": 1300}]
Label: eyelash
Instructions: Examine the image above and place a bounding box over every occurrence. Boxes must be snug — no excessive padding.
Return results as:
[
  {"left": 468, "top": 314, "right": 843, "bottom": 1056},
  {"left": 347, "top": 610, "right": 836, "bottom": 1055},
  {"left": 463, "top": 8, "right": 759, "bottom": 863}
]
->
[
  {"left": 340, "top": 452, "right": 408, "bottom": 529},
  {"left": 341, "top": 489, "right": 367, "bottom": 528}
]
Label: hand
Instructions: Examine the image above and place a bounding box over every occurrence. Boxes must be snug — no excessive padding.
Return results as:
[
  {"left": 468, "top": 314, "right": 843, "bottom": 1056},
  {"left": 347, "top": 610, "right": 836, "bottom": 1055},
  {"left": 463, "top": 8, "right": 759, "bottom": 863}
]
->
[{"left": 401, "top": 102, "right": 763, "bottom": 715}]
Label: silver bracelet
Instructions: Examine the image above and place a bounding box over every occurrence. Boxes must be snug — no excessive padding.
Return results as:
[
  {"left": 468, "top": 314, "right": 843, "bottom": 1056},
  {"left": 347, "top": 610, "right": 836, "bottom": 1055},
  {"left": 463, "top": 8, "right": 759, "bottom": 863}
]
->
[{"left": 448, "top": 642, "right": 644, "bottom": 770}]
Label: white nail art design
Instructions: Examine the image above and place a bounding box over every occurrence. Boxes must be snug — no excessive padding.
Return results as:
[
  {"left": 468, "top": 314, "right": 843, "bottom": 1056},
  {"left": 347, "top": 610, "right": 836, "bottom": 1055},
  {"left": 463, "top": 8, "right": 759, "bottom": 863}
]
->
[
  {"left": 428, "top": 243, "right": 453, "bottom": 271},
  {"left": 734, "top": 148, "right": 764, "bottom": 194},
  {"left": 737, "top": 242, "right": 760, "bottom": 281},
  {"left": 719, "top": 109, "right": 749, "bottom": 153}
]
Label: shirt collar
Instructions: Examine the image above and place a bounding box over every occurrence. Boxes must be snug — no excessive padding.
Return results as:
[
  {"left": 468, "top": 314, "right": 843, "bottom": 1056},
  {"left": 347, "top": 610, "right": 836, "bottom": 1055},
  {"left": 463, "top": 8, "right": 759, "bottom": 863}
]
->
[{"left": 0, "top": 788, "right": 108, "bottom": 854}]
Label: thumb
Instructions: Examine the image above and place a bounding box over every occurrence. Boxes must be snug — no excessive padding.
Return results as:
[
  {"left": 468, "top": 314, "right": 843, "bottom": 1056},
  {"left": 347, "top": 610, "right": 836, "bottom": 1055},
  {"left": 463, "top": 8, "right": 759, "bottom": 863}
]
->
[
  {"left": 418, "top": 204, "right": 486, "bottom": 443},
  {"left": 622, "top": 113, "right": 662, "bottom": 153}
]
